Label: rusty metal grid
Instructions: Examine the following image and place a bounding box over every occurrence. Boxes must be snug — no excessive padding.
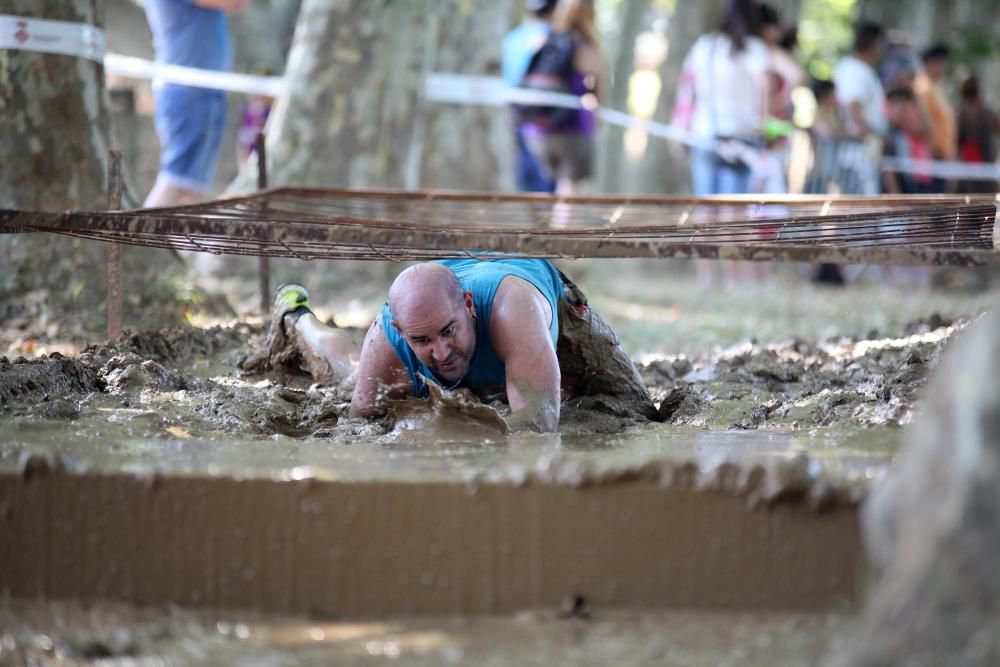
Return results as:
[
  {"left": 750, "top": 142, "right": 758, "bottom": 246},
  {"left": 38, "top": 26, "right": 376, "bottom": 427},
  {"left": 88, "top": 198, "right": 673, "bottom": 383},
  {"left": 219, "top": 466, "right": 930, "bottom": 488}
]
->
[{"left": 1, "top": 188, "right": 997, "bottom": 266}]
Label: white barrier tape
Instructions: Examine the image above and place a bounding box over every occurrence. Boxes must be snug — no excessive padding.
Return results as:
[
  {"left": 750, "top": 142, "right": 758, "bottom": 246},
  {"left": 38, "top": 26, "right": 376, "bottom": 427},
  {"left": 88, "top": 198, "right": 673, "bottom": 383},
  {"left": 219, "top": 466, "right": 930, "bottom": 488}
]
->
[
  {"left": 0, "top": 14, "right": 105, "bottom": 62},
  {"left": 425, "top": 73, "right": 1000, "bottom": 182},
  {"left": 881, "top": 156, "right": 1000, "bottom": 182},
  {"left": 0, "top": 15, "right": 283, "bottom": 96},
  {"left": 104, "top": 52, "right": 286, "bottom": 98}
]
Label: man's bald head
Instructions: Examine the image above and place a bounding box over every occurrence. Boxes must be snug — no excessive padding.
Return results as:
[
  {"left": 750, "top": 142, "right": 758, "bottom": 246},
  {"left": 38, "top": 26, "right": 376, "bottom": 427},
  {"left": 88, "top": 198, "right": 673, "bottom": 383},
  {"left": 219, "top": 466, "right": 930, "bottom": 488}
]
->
[{"left": 388, "top": 263, "right": 465, "bottom": 325}]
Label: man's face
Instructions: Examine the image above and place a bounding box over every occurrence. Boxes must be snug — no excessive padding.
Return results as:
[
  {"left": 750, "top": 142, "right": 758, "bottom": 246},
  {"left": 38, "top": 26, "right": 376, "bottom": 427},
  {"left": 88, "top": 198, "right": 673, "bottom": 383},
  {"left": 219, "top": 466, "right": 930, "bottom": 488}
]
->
[{"left": 394, "top": 291, "right": 477, "bottom": 384}]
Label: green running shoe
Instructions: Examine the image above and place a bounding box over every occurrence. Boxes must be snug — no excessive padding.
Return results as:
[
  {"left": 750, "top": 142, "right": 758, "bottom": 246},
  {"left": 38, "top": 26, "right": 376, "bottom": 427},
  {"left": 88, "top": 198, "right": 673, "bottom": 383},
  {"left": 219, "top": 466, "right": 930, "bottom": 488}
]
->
[{"left": 272, "top": 283, "right": 312, "bottom": 321}]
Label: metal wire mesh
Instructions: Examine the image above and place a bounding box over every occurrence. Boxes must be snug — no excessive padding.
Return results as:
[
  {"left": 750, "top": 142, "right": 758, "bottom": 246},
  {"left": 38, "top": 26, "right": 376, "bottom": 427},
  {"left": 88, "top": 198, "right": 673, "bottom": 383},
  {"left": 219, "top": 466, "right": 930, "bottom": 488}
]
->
[{"left": 1, "top": 188, "right": 997, "bottom": 266}]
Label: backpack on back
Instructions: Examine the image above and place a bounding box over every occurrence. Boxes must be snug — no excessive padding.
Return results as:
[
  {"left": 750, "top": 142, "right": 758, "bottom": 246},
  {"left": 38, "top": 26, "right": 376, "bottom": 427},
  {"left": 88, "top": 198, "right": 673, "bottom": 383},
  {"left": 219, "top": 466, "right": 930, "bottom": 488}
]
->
[{"left": 515, "top": 31, "right": 578, "bottom": 129}]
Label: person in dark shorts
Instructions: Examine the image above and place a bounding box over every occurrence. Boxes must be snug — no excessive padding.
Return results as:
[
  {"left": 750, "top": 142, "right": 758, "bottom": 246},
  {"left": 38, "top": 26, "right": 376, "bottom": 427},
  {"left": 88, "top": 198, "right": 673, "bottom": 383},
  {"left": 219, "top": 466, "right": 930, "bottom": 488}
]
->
[
  {"left": 520, "top": 0, "right": 607, "bottom": 196},
  {"left": 143, "top": 0, "right": 245, "bottom": 207},
  {"left": 245, "top": 259, "right": 656, "bottom": 433}
]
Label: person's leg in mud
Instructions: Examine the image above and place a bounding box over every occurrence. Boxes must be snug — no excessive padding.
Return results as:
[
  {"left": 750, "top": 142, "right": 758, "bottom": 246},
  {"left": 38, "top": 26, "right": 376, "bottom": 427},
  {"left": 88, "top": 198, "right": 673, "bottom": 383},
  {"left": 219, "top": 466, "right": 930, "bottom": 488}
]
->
[
  {"left": 289, "top": 311, "right": 360, "bottom": 386},
  {"left": 240, "top": 284, "right": 359, "bottom": 389},
  {"left": 554, "top": 272, "right": 658, "bottom": 421}
]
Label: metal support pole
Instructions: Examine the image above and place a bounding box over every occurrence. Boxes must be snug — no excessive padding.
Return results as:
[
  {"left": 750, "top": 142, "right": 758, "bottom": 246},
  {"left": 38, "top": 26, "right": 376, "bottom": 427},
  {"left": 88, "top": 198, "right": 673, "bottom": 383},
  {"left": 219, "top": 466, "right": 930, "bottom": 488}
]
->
[
  {"left": 106, "top": 149, "right": 123, "bottom": 341},
  {"left": 256, "top": 133, "right": 270, "bottom": 315}
]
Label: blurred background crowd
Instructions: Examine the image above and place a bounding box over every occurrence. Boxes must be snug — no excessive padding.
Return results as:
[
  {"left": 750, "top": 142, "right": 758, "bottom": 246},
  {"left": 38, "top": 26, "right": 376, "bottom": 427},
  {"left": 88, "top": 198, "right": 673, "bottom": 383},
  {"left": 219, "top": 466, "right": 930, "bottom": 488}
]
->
[{"left": 102, "top": 0, "right": 1000, "bottom": 208}]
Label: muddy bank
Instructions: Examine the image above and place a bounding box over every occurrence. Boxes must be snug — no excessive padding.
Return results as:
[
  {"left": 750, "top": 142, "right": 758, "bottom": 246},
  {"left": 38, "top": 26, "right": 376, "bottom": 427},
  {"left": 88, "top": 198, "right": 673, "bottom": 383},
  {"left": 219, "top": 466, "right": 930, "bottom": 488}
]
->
[{"left": 639, "top": 314, "right": 962, "bottom": 431}]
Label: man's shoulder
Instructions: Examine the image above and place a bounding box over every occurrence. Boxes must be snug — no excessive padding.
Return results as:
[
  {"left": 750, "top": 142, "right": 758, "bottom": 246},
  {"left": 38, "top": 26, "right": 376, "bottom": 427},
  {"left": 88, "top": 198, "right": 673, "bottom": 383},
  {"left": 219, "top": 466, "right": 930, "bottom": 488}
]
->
[{"left": 490, "top": 275, "right": 553, "bottom": 329}]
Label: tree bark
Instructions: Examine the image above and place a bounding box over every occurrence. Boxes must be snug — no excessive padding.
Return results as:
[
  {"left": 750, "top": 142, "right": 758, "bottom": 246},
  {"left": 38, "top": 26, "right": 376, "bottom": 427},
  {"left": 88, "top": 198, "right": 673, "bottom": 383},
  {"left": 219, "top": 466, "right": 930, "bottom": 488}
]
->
[
  {"left": 1, "top": 0, "right": 194, "bottom": 337},
  {"left": 0, "top": 0, "right": 112, "bottom": 311},
  {"left": 1, "top": 0, "right": 109, "bottom": 211},
  {"left": 595, "top": 0, "right": 648, "bottom": 194},
  {"left": 228, "top": 0, "right": 516, "bottom": 194},
  {"left": 638, "top": 0, "right": 722, "bottom": 194}
]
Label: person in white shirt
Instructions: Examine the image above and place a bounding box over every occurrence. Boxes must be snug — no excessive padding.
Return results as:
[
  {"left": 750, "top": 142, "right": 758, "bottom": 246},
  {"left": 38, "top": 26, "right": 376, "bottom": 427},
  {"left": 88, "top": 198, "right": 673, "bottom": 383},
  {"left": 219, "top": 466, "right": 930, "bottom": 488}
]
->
[
  {"left": 671, "top": 0, "right": 770, "bottom": 196},
  {"left": 831, "top": 21, "right": 886, "bottom": 195}
]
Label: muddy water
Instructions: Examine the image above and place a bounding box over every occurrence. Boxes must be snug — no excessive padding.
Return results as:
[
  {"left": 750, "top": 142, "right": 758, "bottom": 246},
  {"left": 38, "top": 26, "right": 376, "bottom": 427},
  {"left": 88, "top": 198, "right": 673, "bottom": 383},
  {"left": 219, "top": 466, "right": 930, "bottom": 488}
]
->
[
  {"left": 0, "top": 600, "right": 851, "bottom": 666},
  {"left": 0, "top": 317, "right": 928, "bottom": 486},
  {"left": 1, "top": 416, "right": 892, "bottom": 489}
]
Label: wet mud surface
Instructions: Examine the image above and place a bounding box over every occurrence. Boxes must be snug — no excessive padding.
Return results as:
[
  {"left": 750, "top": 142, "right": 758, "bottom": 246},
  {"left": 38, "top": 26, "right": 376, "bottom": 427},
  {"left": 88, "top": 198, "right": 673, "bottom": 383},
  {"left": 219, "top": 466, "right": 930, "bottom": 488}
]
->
[
  {"left": 0, "top": 314, "right": 965, "bottom": 490},
  {"left": 0, "top": 600, "right": 851, "bottom": 667}
]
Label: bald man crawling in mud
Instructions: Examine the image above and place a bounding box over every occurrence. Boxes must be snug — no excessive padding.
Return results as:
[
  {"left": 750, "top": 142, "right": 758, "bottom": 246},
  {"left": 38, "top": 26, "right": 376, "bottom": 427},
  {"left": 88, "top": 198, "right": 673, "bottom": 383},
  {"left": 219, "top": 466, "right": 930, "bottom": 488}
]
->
[{"left": 243, "top": 258, "right": 656, "bottom": 432}]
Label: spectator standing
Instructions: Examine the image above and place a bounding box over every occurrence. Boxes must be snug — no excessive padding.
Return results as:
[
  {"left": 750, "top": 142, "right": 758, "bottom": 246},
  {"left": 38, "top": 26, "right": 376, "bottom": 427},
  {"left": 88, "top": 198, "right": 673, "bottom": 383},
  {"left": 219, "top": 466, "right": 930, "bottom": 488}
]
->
[
  {"left": 143, "top": 0, "right": 246, "bottom": 207},
  {"left": 882, "top": 88, "right": 935, "bottom": 194},
  {"left": 520, "top": 0, "right": 608, "bottom": 197},
  {"left": 672, "top": 0, "right": 770, "bottom": 196},
  {"left": 914, "top": 44, "right": 957, "bottom": 191},
  {"left": 956, "top": 74, "right": 1000, "bottom": 194},
  {"left": 881, "top": 87, "right": 935, "bottom": 286},
  {"left": 832, "top": 21, "right": 887, "bottom": 195},
  {"left": 672, "top": 0, "right": 769, "bottom": 286},
  {"left": 502, "top": 0, "right": 557, "bottom": 193},
  {"left": 806, "top": 78, "right": 849, "bottom": 284},
  {"left": 804, "top": 78, "right": 848, "bottom": 194},
  {"left": 811, "top": 80, "right": 847, "bottom": 138},
  {"left": 754, "top": 5, "right": 802, "bottom": 194}
]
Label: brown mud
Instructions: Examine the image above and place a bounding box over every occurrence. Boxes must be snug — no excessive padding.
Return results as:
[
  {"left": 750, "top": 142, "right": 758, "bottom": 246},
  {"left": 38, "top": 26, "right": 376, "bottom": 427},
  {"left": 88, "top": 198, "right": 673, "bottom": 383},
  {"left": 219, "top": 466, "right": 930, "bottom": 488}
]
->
[
  {"left": 0, "top": 315, "right": 961, "bottom": 439},
  {"left": 0, "top": 600, "right": 851, "bottom": 667},
  {"left": 639, "top": 314, "right": 961, "bottom": 431},
  {"left": 0, "top": 313, "right": 967, "bottom": 491}
]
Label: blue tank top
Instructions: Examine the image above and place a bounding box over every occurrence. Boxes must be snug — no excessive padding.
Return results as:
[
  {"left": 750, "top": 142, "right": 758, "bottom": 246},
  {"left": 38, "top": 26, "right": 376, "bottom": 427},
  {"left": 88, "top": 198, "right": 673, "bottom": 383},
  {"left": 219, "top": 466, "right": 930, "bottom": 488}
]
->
[{"left": 381, "top": 259, "right": 564, "bottom": 399}]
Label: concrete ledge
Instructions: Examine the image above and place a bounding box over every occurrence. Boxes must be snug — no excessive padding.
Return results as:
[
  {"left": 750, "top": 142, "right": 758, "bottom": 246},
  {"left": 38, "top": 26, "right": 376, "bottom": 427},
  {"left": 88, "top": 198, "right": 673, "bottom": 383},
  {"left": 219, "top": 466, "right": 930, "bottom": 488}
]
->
[{"left": 0, "top": 470, "right": 860, "bottom": 617}]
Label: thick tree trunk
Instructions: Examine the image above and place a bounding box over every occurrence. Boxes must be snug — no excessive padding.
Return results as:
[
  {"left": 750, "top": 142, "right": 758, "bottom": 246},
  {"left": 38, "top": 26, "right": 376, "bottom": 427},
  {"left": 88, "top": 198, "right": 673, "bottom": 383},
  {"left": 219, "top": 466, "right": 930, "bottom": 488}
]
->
[
  {"left": 1, "top": 1, "right": 109, "bottom": 211},
  {"left": 638, "top": 0, "right": 722, "bottom": 194},
  {"left": 595, "top": 0, "right": 647, "bottom": 194},
  {"left": 229, "top": 0, "right": 516, "bottom": 193},
  {"left": 1, "top": 0, "right": 112, "bottom": 312},
  {"left": 1, "top": 0, "right": 197, "bottom": 339}
]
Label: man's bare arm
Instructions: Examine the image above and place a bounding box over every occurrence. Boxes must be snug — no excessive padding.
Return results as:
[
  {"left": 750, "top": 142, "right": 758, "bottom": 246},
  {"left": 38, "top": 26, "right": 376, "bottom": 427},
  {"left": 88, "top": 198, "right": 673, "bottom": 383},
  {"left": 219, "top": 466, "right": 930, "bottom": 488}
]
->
[
  {"left": 489, "top": 278, "right": 561, "bottom": 433},
  {"left": 350, "top": 318, "right": 412, "bottom": 418}
]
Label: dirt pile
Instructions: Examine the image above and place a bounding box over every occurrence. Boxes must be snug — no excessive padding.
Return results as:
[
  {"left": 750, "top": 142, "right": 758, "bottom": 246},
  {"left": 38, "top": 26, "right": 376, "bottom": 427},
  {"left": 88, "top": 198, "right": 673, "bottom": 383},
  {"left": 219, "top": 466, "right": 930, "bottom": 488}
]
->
[{"left": 639, "top": 315, "right": 963, "bottom": 431}]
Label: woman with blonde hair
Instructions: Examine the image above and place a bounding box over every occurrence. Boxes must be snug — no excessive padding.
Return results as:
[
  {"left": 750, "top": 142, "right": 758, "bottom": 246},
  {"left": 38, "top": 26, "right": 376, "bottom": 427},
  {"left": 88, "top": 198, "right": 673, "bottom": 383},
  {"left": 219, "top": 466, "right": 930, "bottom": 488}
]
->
[{"left": 521, "top": 0, "right": 608, "bottom": 197}]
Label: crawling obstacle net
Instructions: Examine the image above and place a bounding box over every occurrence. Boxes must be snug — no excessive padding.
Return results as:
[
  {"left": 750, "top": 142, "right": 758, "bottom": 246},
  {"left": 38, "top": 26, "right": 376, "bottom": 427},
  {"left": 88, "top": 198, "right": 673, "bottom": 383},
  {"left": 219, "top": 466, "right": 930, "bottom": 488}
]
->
[{"left": 2, "top": 188, "right": 998, "bottom": 266}]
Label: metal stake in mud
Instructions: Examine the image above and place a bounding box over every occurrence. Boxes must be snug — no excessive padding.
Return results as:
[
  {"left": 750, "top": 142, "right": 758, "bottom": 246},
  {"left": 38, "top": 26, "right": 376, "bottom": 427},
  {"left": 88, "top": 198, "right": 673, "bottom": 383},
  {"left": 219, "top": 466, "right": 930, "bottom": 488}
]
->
[
  {"left": 256, "top": 133, "right": 270, "bottom": 316},
  {"left": 106, "top": 149, "right": 123, "bottom": 342}
]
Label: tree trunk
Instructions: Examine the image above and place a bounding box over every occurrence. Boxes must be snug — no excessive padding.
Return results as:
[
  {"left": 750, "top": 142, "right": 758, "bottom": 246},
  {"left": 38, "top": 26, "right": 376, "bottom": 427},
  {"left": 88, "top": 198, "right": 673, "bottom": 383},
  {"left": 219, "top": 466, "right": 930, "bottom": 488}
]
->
[
  {"left": 229, "top": 0, "right": 516, "bottom": 193},
  {"left": 595, "top": 0, "right": 648, "bottom": 194},
  {"left": 1, "top": 0, "right": 197, "bottom": 339},
  {"left": 638, "top": 0, "right": 722, "bottom": 194},
  {"left": 1, "top": 0, "right": 112, "bottom": 314},
  {"left": 1, "top": 1, "right": 109, "bottom": 211}
]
